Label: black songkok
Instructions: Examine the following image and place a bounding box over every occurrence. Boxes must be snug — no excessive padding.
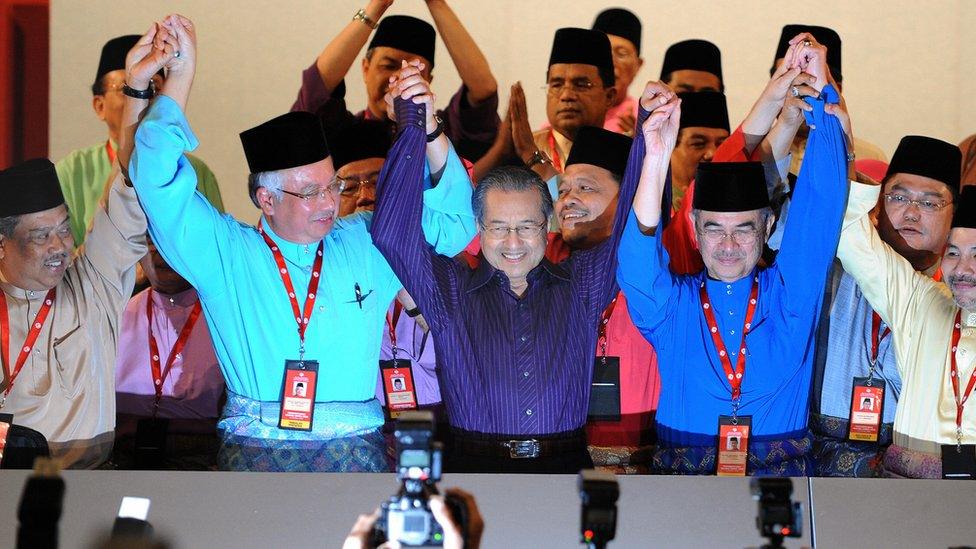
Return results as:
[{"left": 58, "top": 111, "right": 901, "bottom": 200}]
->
[
  {"left": 677, "top": 91, "right": 730, "bottom": 132},
  {"left": 240, "top": 112, "right": 330, "bottom": 174},
  {"left": 565, "top": 126, "right": 632, "bottom": 179},
  {"left": 887, "top": 135, "right": 962, "bottom": 194},
  {"left": 693, "top": 162, "right": 769, "bottom": 212},
  {"left": 368, "top": 15, "right": 436, "bottom": 68},
  {"left": 660, "top": 39, "right": 723, "bottom": 82},
  {"left": 774, "top": 24, "right": 842, "bottom": 80},
  {"left": 0, "top": 158, "right": 66, "bottom": 217},
  {"left": 952, "top": 186, "right": 976, "bottom": 229},
  {"left": 329, "top": 121, "right": 393, "bottom": 171},
  {"left": 548, "top": 28, "right": 615, "bottom": 87},
  {"left": 592, "top": 8, "right": 642, "bottom": 54},
  {"left": 94, "top": 35, "right": 163, "bottom": 89}
]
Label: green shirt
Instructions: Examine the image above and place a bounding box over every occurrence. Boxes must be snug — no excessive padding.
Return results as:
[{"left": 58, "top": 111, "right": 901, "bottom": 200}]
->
[{"left": 55, "top": 141, "right": 225, "bottom": 244}]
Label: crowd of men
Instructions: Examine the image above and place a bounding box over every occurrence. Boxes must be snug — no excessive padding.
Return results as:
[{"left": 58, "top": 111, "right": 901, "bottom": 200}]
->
[{"left": 2, "top": 4, "right": 975, "bottom": 481}]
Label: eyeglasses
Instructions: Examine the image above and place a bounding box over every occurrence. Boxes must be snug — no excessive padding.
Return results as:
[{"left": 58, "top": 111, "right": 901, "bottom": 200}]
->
[
  {"left": 281, "top": 178, "right": 345, "bottom": 202},
  {"left": 544, "top": 79, "right": 600, "bottom": 96},
  {"left": 481, "top": 222, "right": 547, "bottom": 240},
  {"left": 883, "top": 192, "right": 948, "bottom": 213},
  {"left": 697, "top": 227, "right": 760, "bottom": 246},
  {"left": 338, "top": 172, "right": 380, "bottom": 197}
]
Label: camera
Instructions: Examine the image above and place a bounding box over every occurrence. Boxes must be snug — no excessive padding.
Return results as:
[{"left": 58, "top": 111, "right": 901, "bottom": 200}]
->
[
  {"left": 373, "top": 411, "right": 458, "bottom": 547},
  {"left": 578, "top": 469, "right": 619, "bottom": 549},
  {"left": 750, "top": 478, "right": 802, "bottom": 548}
]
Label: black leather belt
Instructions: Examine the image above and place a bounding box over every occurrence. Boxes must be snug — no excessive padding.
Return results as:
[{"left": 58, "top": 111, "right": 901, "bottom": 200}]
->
[{"left": 453, "top": 432, "right": 586, "bottom": 460}]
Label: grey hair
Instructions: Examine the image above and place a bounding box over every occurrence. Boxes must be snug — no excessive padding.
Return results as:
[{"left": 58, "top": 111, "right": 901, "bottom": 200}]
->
[
  {"left": 0, "top": 215, "right": 19, "bottom": 239},
  {"left": 248, "top": 170, "right": 285, "bottom": 208},
  {"left": 473, "top": 166, "right": 553, "bottom": 226}
]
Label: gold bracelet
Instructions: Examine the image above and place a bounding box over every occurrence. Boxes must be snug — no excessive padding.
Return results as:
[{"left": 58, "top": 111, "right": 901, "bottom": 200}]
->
[{"left": 353, "top": 8, "right": 378, "bottom": 30}]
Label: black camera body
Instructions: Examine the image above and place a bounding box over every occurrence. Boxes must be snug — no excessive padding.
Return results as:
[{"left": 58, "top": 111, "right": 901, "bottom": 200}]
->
[
  {"left": 578, "top": 469, "right": 619, "bottom": 548},
  {"left": 750, "top": 477, "right": 802, "bottom": 548},
  {"left": 373, "top": 411, "right": 450, "bottom": 547}
]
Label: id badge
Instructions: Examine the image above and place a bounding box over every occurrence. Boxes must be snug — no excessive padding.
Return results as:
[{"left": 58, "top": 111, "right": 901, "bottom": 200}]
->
[
  {"left": 135, "top": 417, "right": 169, "bottom": 470},
  {"left": 588, "top": 356, "right": 621, "bottom": 422},
  {"left": 847, "top": 377, "right": 885, "bottom": 442},
  {"left": 279, "top": 360, "right": 318, "bottom": 431},
  {"left": 717, "top": 415, "right": 751, "bottom": 477},
  {"left": 380, "top": 360, "right": 418, "bottom": 419},
  {"left": 0, "top": 413, "right": 12, "bottom": 467},
  {"left": 941, "top": 444, "right": 976, "bottom": 480}
]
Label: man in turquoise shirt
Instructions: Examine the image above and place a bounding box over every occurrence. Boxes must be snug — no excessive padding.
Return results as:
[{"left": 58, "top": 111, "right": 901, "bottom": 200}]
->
[
  {"left": 125, "top": 15, "right": 474, "bottom": 471},
  {"left": 617, "top": 36, "right": 849, "bottom": 475}
]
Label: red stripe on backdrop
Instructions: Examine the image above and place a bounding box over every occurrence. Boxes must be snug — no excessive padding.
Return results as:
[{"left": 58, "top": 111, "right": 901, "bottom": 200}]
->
[{"left": 0, "top": 0, "right": 49, "bottom": 168}]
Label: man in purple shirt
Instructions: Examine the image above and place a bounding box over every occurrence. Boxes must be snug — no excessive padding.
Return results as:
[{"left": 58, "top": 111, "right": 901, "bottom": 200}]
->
[
  {"left": 292, "top": 1, "right": 499, "bottom": 161},
  {"left": 372, "top": 65, "right": 676, "bottom": 473}
]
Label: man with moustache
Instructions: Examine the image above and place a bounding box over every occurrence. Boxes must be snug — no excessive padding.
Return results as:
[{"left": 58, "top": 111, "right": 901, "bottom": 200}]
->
[
  {"left": 126, "top": 16, "right": 474, "bottom": 471},
  {"left": 838, "top": 173, "right": 976, "bottom": 478},
  {"left": 546, "top": 126, "right": 659, "bottom": 472},
  {"left": 0, "top": 157, "right": 146, "bottom": 468},
  {"left": 812, "top": 136, "right": 960, "bottom": 477},
  {"left": 617, "top": 44, "right": 849, "bottom": 474},
  {"left": 373, "top": 74, "right": 675, "bottom": 472}
]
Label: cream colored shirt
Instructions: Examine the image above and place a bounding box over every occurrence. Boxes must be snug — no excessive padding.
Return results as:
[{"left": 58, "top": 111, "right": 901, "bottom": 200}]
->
[
  {"left": 0, "top": 173, "right": 146, "bottom": 468},
  {"left": 838, "top": 181, "right": 976, "bottom": 454}
]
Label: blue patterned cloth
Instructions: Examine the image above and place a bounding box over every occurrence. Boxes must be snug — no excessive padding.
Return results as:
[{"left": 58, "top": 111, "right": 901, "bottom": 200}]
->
[
  {"left": 216, "top": 393, "right": 390, "bottom": 472},
  {"left": 653, "top": 430, "right": 813, "bottom": 476}
]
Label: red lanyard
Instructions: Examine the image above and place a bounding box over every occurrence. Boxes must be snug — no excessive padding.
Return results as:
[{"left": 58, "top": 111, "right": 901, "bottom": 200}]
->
[
  {"left": 146, "top": 290, "right": 203, "bottom": 412},
  {"left": 699, "top": 277, "right": 759, "bottom": 402},
  {"left": 258, "top": 222, "right": 324, "bottom": 357},
  {"left": 386, "top": 301, "right": 403, "bottom": 350},
  {"left": 869, "top": 312, "right": 891, "bottom": 366},
  {"left": 547, "top": 130, "right": 564, "bottom": 173},
  {"left": 950, "top": 310, "right": 976, "bottom": 445},
  {"left": 105, "top": 140, "right": 117, "bottom": 164},
  {"left": 597, "top": 297, "right": 618, "bottom": 357},
  {"left": 0, "top": 289, "right": 57, "bottom": 408}
]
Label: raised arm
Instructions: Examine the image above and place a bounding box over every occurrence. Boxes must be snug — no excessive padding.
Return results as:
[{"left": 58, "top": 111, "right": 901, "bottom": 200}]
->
[
  {"left": 616, "top": 83, "right": 683, "bottom": 334},
  {"left": 127, "top": 15, "right": 235, "bottom": 294},
  {"left": 425, "top": 0, "right": 497, "bottom": 106},
  {"left": 313, "top": 0, "right": 393, "bottom": 95},
  {"left": 773, "top": 35, "right": 850, "bottom": 314}
]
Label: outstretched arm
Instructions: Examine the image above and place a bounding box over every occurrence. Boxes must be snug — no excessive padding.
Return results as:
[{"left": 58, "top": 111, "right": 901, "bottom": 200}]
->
[{"left": 425, "top": 0, "right": 497, "bottom": 106}]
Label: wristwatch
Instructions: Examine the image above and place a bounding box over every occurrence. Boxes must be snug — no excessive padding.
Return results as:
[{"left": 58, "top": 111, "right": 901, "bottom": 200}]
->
[
  {"left": 525, "top": 149, "right": 552, "bottom": 169},
  {"left": 405, "top": 306, "right": 422, "bottom": 318},
  {"left": 426, "top": 115, "right": 445, "bottom": 143},
  {"left": 122, "top": 82, "right": 154, "bottom": 100}
]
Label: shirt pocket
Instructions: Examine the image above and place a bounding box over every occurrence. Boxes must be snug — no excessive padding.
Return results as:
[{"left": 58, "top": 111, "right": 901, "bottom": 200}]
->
[{"left": 52, "top": 325, "right": 93, "bottom": 399}]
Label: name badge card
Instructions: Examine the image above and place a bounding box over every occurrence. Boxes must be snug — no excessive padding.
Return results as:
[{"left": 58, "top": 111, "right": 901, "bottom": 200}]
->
[
  {"left": 588, "top": 356, "right": 621, "bottom": 422},
  {"left": 0, "top": 413, "right": 12, "bottom": 467},
  {"left": 380, "top": 360, "right": 418, "bottom": 419},
  {"left": 942, "top": 444, "right": 976, "bottom": 480},
  {"left": 279, "top": 360, "right": 318, "bottom": 431},
  {"left": 717, "top": 415, "right": 751, "bottom": 477},
  {"left": 848, "top": 377, "right": 885, "bottom": 442}
]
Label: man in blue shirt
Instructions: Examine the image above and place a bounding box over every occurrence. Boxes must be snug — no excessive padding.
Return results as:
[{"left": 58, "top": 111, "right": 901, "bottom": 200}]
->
[
  {"left": 124, "top": 15, "right": 474, "bottom": 471},
  {"left": 617, "top": 35, "right": 849, "bottom": 475}
]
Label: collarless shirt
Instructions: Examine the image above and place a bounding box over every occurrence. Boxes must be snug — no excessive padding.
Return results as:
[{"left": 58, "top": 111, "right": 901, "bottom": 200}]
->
[{"left": 115, "top": 287, "right": 223, "bottom": 420}]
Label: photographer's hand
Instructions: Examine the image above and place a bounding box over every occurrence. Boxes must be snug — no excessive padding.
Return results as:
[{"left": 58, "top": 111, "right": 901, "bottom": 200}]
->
[
  {"left": 431, "top": 489, "right": 484, "bottom": 549},
  {"left": 342, "top": 509, "right": 403, "bottom": 549}
]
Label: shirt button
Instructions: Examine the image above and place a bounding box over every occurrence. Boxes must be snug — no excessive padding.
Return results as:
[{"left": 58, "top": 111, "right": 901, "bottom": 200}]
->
[
  {"left": 319, "top": 306, "right": 325, "bottom": 312},
  {"left": 525, "top": 409, "right": 533, "bottom": 416},
  {"left": 729, "top": 310, "right": 734, "bottom": 316},
  {"left": 730, "top": 330, "right": 736, "bottom": 335},
  {"left": 520, "top": 336, "right": 527, "bottom": 342},
  {"left": 523, "top": 371, "right": 530, "bottom": 377}
]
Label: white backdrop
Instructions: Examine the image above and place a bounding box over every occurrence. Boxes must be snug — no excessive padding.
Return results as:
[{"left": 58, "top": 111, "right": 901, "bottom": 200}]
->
[{"left": 50, "top": 0, "right": 976, "bottom": 221}]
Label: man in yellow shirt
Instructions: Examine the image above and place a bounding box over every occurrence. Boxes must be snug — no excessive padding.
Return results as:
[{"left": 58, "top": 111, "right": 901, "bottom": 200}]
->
[{"left": 839, "top": 159, "right": 976, "bottom": 478}]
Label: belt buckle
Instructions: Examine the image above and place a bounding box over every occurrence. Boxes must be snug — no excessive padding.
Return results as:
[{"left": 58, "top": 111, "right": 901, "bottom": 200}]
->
[{"left": 506, "top": 439, "right": 540, "bottom": 459}]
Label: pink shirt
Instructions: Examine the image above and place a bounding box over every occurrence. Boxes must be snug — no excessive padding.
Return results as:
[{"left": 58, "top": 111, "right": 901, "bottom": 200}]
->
[
  {"left": 602, "top": 95, "right": 639, "bottom": 134},
  {"left": 115, "top": 288, "right": 224, "bottom": 422}
]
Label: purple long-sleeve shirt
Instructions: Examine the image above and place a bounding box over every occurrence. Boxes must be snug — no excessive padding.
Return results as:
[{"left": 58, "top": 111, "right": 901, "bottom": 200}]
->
[
  {"left": 291, "top": 61, "right": 500, "bottom": 161},
  {"left": 372, "top": 102, "right": 645, "bottom": 435}
]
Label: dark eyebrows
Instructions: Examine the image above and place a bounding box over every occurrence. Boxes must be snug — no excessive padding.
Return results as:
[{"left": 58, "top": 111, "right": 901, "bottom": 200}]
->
[{"left": 890, "top": 183, "right": 947, "bottom": 199}]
